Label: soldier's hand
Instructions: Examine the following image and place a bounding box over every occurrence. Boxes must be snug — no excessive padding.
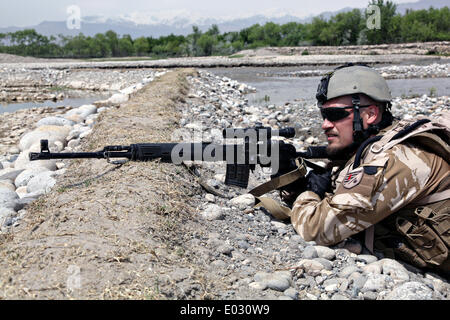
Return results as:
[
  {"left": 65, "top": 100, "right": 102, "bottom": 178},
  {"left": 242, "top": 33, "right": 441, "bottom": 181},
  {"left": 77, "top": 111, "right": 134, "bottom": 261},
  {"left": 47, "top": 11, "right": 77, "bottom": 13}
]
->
[
  {"left": 305, "top": 169, "right": 332, "bottom": 199},
  {"left": 278, "top": 177, "right": 308, "bottom": 208}
]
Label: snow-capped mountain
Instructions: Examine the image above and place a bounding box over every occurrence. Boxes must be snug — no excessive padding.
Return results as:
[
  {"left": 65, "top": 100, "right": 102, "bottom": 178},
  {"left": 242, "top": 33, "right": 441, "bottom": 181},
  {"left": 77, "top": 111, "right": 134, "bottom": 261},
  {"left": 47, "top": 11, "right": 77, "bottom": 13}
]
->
[{"left": 0, "top": 0, "right": 447, "bottom": 38}]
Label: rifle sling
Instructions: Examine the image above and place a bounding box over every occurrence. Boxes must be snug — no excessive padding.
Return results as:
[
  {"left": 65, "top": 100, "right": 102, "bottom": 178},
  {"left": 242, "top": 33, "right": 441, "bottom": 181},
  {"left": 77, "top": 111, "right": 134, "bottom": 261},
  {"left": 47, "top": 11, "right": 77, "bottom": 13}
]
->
[
  {"left": 248, "top": 158, "right": 308, "bottom": 221},
  {"left": 249, "top": 158, "right": 308, "bottom": 197},
  {"left": 253, "top": 197, "right": 291, "bottom": 220}
]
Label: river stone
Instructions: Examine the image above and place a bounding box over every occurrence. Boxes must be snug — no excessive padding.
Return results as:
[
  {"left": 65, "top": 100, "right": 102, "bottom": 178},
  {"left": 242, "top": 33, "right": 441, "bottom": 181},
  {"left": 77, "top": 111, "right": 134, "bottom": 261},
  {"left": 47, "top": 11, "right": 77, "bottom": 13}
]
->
[
  {"left": 25, "top": 157, "right": 57, "bottom": 171},
  {"left": 0, "top": 180, "right": 16, "bottom": 191},
  {"left": 339, "top": 265, "right": 360, "bottom": 278},
  {"left": 249, "top": 281, "right": 267, "bottom": 291},
  {"left": 15, "top": 186, "right": 28, "bottom": 198},
  {"left": 217, "top": 244, "right": 234, "bottom": 256},
  {"left": 230, "top": 194, "right": 255, "bottom": 209},
  {"left": 384, "top": 282, "right": 434, "bottom": 300},
  {"left": 67, "top": 139, "right": 81, "bottom": 149},
  {"left": 36, "top": 116, "right": 75, "bottom": 127},
  {"left": 357, "top": 254, "right": 378, "bottom": 264},
  {"left": 18, "top": 190, "right": 44, "bottom": 202},
  {"left": 19, "top": 125, "right": 71, "bottom": 151},
  {"left": 0, "top": 168, "right": 25, "bottom": 181},
  {"left": 0, "top": 207, "right": 17, "bottom": 227},
  {"left": 254, "top": 271, "right": 292, "bottom": 292},
  {"left": 0, "top": 187, "right": 19, "bottom": 210},
  {"left": 120, "top": 83, "right": 143, "bottom": 95},
  {"left": 64, "top": 114, "right": 84, "bottom": 123},
  {"left": 315, "top": 246, "right": 336, "bottom": 260},
  {"left": 0, "top": 161, "right": 12, "bottom": 169},
  {"left": 200, "top": 204, "right": 224, "bottom": 220},
  {"left": 67, "top": 128, "right": 84, "bottom": 140},
  {"left": 362, "top": 261, "right": 383, "bottom": 275},
  {"left": 296, "top": 259, "right": 326, "bottom": 276},
  {"left": 351, "top": 274, "right": 368, "bottom": 291},
  {"left": 69, "top": 80, "right": 84, "bottom": 89},
  {"left": 283, "top": 288, "right": 299, "bottom": 300},
  {"left": 313, "top": 258, "right": 333, "bottom": 271},
  {"left": 303, "top": 246, "right": 318, "bottom": 259},
  {"left": 79, "top": 129, "right": 92, "bottom": 139},
  {"left": 65, "top": 104, "right": 97, "bottom": 121},
  {"left": 26, "top": 171, "right": 57, "bottom": 194},
  {"left": 362, "top": 273, "right": 391, "bottom": 292},
  {"left": 108, "top": 93, "right": 128, "bottom": 104},
  {"left": 380, "top": 259, "right": 410, "bottom": 283},
  {"left": 15, "top": 167, "right": 50, "bottom": 188}
]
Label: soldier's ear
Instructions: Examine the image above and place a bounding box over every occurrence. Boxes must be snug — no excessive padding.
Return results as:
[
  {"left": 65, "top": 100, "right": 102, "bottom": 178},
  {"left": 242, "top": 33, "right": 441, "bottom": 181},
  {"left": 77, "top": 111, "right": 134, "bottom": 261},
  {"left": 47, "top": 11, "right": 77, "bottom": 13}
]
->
[{"left": 365, "top": 105, "right": 380, "bottom": 125}]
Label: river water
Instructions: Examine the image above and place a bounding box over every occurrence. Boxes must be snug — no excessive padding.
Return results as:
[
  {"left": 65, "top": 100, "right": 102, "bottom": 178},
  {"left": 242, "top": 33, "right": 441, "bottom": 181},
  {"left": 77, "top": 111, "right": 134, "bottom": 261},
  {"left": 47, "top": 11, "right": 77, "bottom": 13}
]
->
[
  {"left": 0, "top": 92, "right": 110, "bottom": 114},
  {"left": 203, "top": 66, "right": 450, "bottom": 106}
]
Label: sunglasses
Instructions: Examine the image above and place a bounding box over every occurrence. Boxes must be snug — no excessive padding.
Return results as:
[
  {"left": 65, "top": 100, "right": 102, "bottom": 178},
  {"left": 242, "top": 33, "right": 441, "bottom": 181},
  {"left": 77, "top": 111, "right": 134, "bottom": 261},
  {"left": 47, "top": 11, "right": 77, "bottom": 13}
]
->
[{"left": 319, "top": 105, "right": 371, "bottom": 122}]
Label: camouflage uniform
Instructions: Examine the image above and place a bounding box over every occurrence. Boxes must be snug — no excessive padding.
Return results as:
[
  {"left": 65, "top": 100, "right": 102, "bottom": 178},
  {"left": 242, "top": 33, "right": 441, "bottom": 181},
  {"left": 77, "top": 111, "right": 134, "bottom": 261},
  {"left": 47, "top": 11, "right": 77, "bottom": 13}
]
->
[
  {"left": 290, "top": 114, "right": 450, "bottom": 249},
  {"left": 277, "top": 63, "right": 450, "bottom": 272}
]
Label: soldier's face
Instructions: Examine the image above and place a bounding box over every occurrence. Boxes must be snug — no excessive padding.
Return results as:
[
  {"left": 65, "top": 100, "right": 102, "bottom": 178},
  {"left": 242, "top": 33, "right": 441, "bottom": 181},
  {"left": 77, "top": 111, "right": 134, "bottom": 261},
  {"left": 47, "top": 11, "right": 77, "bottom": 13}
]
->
[{"left": 320, "top": 96, "right": 358, "bottom": 154}]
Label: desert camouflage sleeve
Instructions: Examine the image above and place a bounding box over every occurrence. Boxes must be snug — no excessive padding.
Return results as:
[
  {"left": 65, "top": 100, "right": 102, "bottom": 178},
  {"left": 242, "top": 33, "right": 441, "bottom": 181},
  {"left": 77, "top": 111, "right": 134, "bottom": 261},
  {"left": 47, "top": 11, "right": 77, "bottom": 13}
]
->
[{"left": 290, "top": 142, "right": 450, "bottom": 245}]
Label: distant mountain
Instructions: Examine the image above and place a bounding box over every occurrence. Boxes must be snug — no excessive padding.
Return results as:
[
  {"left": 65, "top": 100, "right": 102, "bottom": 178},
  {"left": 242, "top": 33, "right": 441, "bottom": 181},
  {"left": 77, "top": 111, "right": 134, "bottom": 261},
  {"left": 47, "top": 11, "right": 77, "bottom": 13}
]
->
[
  {"left": 0, "top": 0, "right": 447, "bottom": 38},
  {"left": 395, "top": 0, "right": 449, "bottom": 14}
]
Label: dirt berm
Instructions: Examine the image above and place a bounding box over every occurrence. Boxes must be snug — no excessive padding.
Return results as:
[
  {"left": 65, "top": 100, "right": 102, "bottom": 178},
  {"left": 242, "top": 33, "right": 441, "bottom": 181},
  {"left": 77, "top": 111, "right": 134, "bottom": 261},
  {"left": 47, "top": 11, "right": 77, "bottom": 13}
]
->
[{"left": 0, "top": 69, "right": 232, "bottom": 299}]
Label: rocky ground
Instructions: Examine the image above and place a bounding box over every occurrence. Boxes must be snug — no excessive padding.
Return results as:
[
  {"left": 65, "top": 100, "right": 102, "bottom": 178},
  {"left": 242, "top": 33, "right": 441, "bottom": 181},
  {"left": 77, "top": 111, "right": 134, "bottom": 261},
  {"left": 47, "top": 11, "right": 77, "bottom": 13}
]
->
[
  {"left": 240, "top": 41, "right": 450, "bottom": 56},
  {"left": 261, "top": 63, "right": 450, "bottom": 79},
  {"left": 0, "top": 58, "right": 449, "bottom": 300},
  {"left": 0, "top": 68, "right": 165, "bottom": 102}
]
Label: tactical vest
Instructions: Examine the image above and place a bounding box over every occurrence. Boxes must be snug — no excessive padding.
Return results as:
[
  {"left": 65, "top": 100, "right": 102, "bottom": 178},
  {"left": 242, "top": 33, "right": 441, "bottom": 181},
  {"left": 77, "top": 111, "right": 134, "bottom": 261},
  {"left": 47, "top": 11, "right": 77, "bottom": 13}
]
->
[{"left": 359, "top": 111, "right": 450, "bottom": 273}]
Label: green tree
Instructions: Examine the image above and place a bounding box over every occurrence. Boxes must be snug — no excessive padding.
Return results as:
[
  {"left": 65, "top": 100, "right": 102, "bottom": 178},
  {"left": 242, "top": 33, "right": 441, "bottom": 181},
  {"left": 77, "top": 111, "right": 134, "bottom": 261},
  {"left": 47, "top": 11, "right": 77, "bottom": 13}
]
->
[
  {"left": 190, "top": 25, "right": 202, "bottom": 55},
  {"left": 197, "top": 33, "right": 215, "bottom": 56},
  {"left": 365, "top": 0, "right": 398, "bottom": 44},
  {"left": 308, "top": 16, "right": 330, "bottom": 45},
  {"left": 118, "top": 35, "right": 134, "bottom": 56},
  {"left": 92, "top": 33, "right": 112, "bottom": 57},
  {"left": 105, "top": 30, "right": 119, "bottom": 56},
  {"left": 280, "top": 22, "right": 306, "bottom": 46},
  {"left": 206, "top": 24, "right": 220, "bottom": 36},
  {"left": 330, "top": 9, "right": 363, "bottom": 45},
  {"left": 133, "top": 37, "right": 149, "bottom": 56},
  {"left": 246, "top": 24, "right": 264, "bottom": 45},
  {"left": 263, "top": 22, "right": 281, "bottom": 46}
]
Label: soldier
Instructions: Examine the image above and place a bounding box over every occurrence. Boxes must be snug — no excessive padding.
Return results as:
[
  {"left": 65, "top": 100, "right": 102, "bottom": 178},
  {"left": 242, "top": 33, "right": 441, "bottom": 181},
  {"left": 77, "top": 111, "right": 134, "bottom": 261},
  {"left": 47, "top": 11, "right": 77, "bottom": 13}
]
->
[{"left": 283, "top": 64, "right": 449, "bottom": 274}]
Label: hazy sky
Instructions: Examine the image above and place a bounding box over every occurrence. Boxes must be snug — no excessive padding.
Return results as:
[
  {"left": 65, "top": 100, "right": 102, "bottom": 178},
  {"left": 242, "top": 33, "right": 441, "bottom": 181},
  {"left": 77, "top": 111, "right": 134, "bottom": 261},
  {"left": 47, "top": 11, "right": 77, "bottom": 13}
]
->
[{"left": 1, "top": 0, "right": 418, "bottom": 27}]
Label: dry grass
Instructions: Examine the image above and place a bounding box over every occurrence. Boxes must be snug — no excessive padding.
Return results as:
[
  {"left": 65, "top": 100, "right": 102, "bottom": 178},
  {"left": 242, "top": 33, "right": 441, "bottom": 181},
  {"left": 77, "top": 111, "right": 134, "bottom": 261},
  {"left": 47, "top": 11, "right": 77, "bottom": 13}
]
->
[{"left": 0, "top": 68, "right": 218, "bottom": 299}]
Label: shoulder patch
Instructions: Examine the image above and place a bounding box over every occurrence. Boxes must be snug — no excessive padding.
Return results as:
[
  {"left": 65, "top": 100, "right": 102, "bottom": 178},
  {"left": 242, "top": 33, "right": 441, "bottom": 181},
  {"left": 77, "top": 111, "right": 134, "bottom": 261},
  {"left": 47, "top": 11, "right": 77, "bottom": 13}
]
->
[{"left": 343, "top": 167, "right": 364, "bottom": 189}]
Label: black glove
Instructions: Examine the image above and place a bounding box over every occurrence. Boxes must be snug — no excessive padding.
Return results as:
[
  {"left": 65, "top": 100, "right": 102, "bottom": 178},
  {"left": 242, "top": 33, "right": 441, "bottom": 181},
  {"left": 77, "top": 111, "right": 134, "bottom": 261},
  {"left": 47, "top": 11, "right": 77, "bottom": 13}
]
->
[
  {"left": 305, "top": 169, "right": 332, "bottom": 199},
  {"left": 279, "top": 177, "right": 308, "bottom": 208}
]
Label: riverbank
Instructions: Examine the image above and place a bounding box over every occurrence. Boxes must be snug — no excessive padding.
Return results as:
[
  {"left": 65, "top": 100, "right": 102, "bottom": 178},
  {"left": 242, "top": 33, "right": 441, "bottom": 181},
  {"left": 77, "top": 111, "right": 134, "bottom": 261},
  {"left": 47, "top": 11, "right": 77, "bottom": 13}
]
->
[
  {"left": 0, "top": 53, "right": 446, "bottom": 71},
  {"left": 0, "top": 68, "right": 448, "bottom": 300},
  {"left": 0, "top": 68, "right": 167, "bottom": 103}
]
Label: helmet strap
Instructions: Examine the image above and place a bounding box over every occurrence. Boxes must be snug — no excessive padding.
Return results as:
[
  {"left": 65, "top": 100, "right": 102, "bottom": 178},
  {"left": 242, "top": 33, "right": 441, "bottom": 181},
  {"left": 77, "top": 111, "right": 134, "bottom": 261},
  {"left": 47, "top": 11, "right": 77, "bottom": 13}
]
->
[{"left": 351, "top": 94, "right": 366, "bottom": 143}]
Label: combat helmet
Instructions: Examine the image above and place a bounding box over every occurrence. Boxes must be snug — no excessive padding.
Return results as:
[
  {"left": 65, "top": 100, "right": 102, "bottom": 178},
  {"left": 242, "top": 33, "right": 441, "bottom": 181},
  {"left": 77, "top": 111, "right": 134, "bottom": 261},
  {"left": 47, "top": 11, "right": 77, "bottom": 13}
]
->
[
  {"left": 316, "top": 63, "right": 393, "bottom": 142},
  {"left": 316, "top": 63, "right": 392, "bottom": 105}
]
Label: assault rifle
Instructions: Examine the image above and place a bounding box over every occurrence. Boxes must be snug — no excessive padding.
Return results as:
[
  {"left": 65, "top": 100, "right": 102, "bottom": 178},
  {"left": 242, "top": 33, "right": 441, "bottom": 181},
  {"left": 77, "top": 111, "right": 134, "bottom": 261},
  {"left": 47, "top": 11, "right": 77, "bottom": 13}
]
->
[{"left": 29, "top": 125, "right": 329, "bottom": 189}]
